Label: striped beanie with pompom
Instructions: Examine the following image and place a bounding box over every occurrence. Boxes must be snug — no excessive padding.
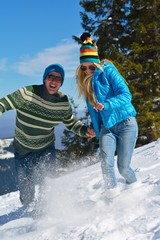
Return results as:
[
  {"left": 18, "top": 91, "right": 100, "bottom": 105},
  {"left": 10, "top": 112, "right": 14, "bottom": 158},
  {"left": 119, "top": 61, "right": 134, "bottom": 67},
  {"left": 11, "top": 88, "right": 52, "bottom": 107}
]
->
[{"left": 80, "top": 32, "right": 100, "bottom": 64}]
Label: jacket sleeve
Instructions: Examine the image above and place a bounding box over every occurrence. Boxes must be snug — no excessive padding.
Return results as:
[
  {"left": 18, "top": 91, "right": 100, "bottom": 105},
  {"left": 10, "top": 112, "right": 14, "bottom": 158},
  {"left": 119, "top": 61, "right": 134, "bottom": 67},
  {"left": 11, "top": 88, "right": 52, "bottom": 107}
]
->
[{"left": 102, "top": 64, "right": 132, "bottom": 110}]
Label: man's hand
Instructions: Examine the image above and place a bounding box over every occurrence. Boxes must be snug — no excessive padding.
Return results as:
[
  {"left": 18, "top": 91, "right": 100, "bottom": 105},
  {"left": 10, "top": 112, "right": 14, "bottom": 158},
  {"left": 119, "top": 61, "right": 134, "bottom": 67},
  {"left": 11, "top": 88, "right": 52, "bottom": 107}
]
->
[
  {"left": 86, "top": 127, "right": 96, "bottom": 141},
  {"left": 93, "top": 102, "right": 104, "bottom": 112}
]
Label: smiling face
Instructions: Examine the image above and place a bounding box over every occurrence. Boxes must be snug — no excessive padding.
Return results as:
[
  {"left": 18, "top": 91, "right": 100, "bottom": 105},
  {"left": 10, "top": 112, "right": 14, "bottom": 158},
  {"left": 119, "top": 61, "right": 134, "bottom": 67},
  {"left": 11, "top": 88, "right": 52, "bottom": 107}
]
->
[{"left": 44, "top": 71, "right": 62, "bottom": 94}]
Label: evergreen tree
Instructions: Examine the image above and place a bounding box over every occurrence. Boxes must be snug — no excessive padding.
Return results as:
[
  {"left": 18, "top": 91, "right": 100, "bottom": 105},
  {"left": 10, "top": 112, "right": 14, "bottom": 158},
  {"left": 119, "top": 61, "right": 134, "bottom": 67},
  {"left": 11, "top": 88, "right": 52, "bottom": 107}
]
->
[
  {"left": 60, "top": 97, "right": 98, "bottom": 167},
  {"left": 73, "top": 0, "right": 160, "bottom": 144},
  {"left": 125, "top": 0, "right": 160, "bottom": 143}
]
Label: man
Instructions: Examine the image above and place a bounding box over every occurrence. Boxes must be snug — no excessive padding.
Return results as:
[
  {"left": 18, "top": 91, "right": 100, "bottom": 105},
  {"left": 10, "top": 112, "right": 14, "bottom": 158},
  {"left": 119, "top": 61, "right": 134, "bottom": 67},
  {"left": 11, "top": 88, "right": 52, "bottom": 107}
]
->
[{"left": 0, "top": 64, "right": 95, "bottom": 208}]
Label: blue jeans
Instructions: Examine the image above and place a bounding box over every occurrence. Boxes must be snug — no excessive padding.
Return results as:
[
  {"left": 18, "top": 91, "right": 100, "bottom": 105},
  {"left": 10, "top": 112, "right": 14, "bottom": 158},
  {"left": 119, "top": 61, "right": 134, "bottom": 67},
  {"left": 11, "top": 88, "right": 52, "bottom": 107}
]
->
[
  {"left": 99, "top": 117, "right": 138, "bottom": 189},
  {"left": 15, "top": 145, "right": 56, "bottom": 207}
]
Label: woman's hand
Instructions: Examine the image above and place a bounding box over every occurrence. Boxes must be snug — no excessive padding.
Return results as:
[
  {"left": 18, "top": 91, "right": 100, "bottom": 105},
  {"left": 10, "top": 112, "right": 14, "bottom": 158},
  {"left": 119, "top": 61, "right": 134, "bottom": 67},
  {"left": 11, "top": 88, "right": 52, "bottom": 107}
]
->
[
  {"left": 86, "top": 127, "right": 96, "bottom": 141},
  {"left": 93, "top": 102, "right": 104, "bottom": 112}
]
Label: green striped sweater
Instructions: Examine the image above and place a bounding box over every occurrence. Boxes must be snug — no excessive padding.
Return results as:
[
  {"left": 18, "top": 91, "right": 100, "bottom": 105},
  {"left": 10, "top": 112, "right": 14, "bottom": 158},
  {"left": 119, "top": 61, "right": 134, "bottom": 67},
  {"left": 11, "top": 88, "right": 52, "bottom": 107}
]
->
[{"left": 0, "top": 85, "right": 87, "bottom": 155}]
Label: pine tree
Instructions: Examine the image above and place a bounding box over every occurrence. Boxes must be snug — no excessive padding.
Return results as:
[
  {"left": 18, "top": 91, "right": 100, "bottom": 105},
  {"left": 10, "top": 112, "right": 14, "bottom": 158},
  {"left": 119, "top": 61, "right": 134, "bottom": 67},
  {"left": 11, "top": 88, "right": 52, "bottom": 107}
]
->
[
  {"left": 125, "top": 0, "right": 160, "bottom": 143},
  {"left": 74, "top": 0, "right": 160, "bottom": 144},
  {"left": 60, "top": 97, "right": 99, "bottom": 167}
]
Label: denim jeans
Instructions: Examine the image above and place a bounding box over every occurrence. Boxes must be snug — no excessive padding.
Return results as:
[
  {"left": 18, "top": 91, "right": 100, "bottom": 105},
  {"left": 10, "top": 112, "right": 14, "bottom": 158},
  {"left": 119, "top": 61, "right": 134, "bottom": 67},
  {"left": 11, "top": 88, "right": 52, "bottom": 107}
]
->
[
  {"left": 15, "top": 145, "right": 56, "bottom": 207},
  {"left": 99, "top": 117, "right": 138, "bottom": 189}
]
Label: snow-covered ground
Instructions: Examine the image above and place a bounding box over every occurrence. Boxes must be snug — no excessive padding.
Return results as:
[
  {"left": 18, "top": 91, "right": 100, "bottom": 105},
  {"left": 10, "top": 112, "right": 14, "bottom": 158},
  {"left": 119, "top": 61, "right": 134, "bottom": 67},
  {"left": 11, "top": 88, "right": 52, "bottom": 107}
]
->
[{"left": 0, "top": 138, "right": 160, "bottom": 240}]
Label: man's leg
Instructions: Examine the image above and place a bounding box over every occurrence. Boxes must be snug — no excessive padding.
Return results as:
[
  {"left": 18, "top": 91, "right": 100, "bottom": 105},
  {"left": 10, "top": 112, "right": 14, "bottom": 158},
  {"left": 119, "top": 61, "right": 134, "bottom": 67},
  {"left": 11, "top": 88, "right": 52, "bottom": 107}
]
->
[{"left": 15, "top": 153, "right": 35, "bottom": 208}]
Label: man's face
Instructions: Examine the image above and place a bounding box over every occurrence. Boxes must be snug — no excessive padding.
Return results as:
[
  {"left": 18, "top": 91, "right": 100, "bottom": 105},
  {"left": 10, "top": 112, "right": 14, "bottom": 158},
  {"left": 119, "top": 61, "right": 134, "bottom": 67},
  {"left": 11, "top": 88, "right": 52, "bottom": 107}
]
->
[{"left": 44, "top": 71, "right": 62, "bottom": 94}]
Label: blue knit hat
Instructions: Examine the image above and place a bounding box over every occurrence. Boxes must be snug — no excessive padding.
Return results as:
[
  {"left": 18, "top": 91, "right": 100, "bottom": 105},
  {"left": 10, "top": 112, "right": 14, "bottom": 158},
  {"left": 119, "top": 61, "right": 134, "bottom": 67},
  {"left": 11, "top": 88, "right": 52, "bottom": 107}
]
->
[
  {"left": 80, "top": 32, "right": 100, "bottom": 64},
  {"left": 43, "top": 64, "right": 65, "bottom": 85}
]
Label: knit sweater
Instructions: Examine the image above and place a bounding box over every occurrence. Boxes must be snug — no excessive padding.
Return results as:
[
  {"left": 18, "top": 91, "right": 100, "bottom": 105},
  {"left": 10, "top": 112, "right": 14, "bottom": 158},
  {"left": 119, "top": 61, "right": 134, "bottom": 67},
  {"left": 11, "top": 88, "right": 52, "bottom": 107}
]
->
[{"left": 0, "top": 85, "right": 87, "bottom": 156}]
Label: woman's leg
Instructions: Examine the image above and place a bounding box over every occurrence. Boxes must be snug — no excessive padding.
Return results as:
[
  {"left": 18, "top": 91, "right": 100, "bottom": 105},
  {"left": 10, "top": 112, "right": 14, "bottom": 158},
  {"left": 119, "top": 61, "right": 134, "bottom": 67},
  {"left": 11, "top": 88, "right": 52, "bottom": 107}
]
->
[
  {"left": 116, "top": 117, "right": 138, "bottom": 184},
  {"left": 99, "top": 126, "right": 117, "bottom": 189}
]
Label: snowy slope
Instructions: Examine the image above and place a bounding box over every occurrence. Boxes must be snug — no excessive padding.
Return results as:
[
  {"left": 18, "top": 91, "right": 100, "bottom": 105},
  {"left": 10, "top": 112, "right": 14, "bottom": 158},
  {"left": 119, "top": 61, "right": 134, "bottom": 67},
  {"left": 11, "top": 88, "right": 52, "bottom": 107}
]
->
[{"left": 0, "top": 138, "right": 160, "bottom": 240}]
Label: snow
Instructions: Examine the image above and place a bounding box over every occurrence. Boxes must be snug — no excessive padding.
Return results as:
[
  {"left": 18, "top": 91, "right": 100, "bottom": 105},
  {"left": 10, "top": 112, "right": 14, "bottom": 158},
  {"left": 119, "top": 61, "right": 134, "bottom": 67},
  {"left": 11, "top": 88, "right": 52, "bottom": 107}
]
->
[{"left": 0, "top": 138, "right": 160, "bottom": 240}]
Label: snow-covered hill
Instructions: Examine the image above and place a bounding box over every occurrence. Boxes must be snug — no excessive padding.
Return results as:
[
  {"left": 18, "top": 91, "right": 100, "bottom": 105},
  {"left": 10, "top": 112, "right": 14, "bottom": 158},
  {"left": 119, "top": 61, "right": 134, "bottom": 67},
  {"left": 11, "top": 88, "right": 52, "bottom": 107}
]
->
[{"left": 0, "top": 139, "right": 160, "bottom": 240}]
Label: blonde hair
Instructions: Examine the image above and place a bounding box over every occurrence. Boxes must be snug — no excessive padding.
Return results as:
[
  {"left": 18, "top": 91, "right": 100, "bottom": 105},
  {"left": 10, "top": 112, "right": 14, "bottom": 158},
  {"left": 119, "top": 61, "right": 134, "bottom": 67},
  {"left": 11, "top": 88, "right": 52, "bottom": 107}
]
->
[
  {"left": 76, "top": 59, "right": 119, "bottom": 106},
  {"left": 76, "top": 63, "right": 101, "bottom": 106}
]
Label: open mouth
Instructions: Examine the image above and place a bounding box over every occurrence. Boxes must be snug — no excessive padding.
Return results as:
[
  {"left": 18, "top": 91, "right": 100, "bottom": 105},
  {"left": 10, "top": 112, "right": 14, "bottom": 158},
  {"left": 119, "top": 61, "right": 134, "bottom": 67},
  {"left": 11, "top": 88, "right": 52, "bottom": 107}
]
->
[{"left": 49, "top": 84, "right": 57, "bottom": 90}]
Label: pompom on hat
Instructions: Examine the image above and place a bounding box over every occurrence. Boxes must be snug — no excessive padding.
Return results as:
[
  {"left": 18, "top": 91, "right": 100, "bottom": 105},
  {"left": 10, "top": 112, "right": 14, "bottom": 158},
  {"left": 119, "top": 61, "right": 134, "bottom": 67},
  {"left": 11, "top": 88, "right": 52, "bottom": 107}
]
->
[
  {"left": 80, "top": 32, "right": 100, "bottom": 64},
  {"left": 43, "top": 64, "right": 65, "bottom": 85}
]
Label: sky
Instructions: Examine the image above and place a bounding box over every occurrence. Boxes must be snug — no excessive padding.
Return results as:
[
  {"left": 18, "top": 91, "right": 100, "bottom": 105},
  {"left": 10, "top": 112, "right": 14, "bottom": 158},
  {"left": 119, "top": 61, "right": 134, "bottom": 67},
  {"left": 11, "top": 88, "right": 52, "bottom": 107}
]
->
[
  {"left": 0, "top": 138, "right": 160, "bottom": 239},
  {"left": 0, "top": 0, "right": 86, "bottom": 109}
]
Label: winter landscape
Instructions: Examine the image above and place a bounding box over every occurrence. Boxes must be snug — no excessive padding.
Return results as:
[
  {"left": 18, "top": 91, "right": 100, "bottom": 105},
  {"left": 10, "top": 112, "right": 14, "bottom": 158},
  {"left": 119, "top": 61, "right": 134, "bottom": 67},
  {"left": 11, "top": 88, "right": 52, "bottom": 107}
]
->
[{"left": 0, "top": 138, "right": 160, "bottom": 240}]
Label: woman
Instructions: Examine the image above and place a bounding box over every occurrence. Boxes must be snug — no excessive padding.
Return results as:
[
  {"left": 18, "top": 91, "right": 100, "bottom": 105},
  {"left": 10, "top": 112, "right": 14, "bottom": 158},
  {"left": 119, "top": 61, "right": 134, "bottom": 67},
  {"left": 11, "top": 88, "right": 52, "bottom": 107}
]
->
[{"left": 76, "top": 32, "right": 138, "bottom": 199}]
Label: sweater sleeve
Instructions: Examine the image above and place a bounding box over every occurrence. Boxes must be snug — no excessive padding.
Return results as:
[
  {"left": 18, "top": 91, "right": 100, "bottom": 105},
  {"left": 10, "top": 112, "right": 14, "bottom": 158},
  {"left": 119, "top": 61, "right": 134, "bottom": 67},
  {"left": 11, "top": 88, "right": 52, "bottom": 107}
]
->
[
  {"left": 62, "top": 98, "right": 88, "bottom": 137},
  {"left": 0, "top": 90, "right": 19, "bottom": 114}
]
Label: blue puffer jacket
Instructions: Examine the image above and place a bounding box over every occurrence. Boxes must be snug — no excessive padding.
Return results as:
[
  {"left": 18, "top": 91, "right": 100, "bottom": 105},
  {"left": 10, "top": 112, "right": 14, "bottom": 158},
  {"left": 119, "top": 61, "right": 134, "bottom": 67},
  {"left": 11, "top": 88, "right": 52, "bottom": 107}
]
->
[{"left": 86, "top": 62, "right": 137, "bottom": 138}]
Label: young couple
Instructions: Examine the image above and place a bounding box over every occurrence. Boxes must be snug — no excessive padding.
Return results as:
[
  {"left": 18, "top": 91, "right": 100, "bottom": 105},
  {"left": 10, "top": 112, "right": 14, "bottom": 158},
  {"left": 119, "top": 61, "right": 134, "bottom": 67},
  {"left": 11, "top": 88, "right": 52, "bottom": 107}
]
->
[{"left": 0, "top": 32, "right": 138, "bottom": 209}]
